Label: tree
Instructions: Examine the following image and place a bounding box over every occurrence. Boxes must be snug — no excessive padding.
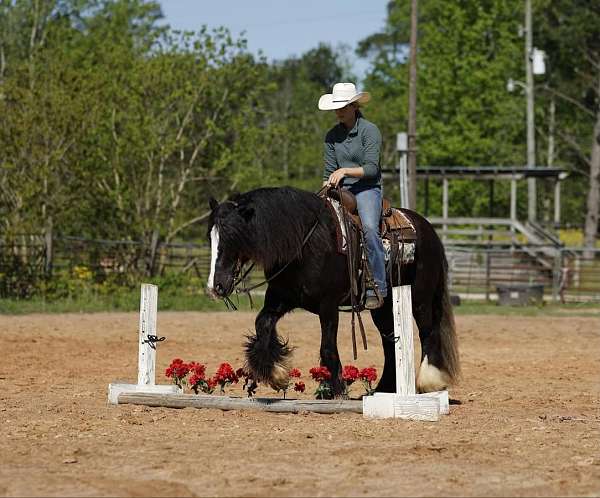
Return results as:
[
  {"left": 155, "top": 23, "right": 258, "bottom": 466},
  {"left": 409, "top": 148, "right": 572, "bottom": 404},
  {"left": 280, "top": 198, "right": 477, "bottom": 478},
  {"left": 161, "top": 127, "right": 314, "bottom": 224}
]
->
[
  {"left": 359, "top": 1, "right": 535, "bottom": 217},
  {"left": 536, "top": 0, "right": 600, "bottom": 250}
]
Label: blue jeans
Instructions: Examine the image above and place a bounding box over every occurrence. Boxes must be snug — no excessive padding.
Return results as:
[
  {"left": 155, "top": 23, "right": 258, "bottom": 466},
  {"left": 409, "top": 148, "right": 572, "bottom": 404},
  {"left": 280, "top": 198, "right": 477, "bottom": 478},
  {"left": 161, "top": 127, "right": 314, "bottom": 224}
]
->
[{"left": 347, "top": 185, "right": 387, "bottom": 298}]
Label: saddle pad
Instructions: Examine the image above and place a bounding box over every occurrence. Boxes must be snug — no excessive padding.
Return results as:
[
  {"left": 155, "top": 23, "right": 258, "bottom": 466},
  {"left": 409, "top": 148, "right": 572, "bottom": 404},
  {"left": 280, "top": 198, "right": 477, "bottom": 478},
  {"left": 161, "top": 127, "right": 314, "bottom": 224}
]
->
[
  {"left": 325, "top": 197, "right": 348, "bottom": 253},
  {"left": 386, "top": 208, "right": 415, "bottom": 231}
]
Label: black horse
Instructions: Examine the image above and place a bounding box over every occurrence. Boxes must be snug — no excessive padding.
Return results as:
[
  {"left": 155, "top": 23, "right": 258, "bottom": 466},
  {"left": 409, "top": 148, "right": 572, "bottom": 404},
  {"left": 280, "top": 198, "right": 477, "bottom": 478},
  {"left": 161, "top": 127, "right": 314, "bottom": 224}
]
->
[{"left": 207, "top": 186, "right": 460, "bottom": 397}]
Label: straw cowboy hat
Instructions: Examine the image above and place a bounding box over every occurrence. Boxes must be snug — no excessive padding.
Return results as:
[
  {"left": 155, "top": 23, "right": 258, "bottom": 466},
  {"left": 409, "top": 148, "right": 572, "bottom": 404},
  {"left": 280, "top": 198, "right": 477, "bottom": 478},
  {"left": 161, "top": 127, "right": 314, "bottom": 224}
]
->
[{"left": 318, "top": 82, "right": 371, "bottom": 111}]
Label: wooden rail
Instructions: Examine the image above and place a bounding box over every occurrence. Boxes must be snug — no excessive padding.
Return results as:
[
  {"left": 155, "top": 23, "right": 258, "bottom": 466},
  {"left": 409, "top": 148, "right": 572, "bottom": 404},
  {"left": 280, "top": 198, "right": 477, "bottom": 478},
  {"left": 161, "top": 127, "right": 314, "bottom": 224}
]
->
[{"left": 117, "top": 392, "right": 363, "bottom": 414}]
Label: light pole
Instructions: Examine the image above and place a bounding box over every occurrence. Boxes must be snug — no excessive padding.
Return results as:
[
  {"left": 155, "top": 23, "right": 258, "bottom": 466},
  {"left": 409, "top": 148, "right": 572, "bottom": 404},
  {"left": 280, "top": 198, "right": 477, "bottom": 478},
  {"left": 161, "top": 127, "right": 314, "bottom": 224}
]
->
[
  {"left": 525, "top": 0, "right": 536, "bottom": 222},
  {"left": 507, "top": 0, "right": 545, "bottom": 222}
]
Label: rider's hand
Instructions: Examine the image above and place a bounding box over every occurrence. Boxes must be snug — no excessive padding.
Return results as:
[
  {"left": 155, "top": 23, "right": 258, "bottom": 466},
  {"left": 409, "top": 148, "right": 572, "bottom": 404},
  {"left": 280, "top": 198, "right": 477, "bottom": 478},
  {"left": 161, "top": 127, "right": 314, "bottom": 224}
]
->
[{"left": 327, "top": 168, "right": 347, "bottom": 187}]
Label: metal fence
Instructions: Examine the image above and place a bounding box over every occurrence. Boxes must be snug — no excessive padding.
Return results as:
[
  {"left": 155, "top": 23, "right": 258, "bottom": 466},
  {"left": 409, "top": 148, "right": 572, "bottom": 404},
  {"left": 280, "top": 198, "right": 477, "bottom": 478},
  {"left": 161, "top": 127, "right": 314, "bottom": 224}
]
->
[
  {"left": 446, "top": 246, "right": 600, "bottom": 302},
  {"left": 2, "top": 235, "right": 600, "bottom": 302}
]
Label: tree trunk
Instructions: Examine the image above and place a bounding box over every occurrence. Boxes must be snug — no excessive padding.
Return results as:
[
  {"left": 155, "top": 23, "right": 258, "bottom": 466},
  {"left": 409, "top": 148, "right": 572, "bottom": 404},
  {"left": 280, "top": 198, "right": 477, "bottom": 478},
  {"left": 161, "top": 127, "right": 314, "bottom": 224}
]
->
[{"left": 583, "top": 101, "right": 600, "bottom": 255}]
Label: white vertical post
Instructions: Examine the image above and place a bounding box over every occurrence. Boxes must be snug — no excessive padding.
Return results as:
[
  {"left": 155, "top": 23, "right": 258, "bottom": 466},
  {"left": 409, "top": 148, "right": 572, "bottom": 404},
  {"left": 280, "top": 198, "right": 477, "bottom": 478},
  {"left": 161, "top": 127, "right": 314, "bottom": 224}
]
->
[
  {"left": 392, "top": 286, "right": 416, "bottom": 396},
  {"left": 138, "top": 283, "right": 158, "bottom": 386},
  {"left": 554, "top": 179, "right": 561, "bottom": 225},
  {"left": 442, "top": 177, "right": 449, "bottom": 244},
  {"left": 510, "top": 178, "right": 517, "bottom": 221},
  {"left": 397, "top": 132, "right": 409, "bottom": 209}
]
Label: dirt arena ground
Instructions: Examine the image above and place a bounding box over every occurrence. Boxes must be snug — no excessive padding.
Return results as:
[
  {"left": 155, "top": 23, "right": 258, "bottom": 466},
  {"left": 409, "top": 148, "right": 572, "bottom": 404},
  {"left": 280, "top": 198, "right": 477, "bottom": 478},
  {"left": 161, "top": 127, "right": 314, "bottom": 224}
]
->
[{"left": 0, "top": 309, "right": 599, "bottom": 497}]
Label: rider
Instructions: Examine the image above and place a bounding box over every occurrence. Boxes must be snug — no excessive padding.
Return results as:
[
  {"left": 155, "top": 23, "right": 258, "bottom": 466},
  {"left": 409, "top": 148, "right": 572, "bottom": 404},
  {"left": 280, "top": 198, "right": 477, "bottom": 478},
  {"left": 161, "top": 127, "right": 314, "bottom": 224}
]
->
[{"left": 318, "top": 82, "right": 387, "bottom": 310}]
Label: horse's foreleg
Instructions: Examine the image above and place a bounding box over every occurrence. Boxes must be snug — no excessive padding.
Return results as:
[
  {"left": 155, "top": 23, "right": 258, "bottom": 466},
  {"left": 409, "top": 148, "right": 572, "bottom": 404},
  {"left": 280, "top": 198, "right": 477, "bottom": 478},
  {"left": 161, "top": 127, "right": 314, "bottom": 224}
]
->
[
  {"left": 318, "top": 302, "right": 344, "bottom": 398},
  {"left": 245, "top": 289, "right": 292, "bottom": 391}
]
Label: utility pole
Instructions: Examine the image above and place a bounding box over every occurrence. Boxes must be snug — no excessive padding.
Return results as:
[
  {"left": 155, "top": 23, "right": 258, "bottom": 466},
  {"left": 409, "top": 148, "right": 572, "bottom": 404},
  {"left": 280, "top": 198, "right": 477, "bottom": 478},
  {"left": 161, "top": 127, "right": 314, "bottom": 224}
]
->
[
  {"left": 525, "top": 0, "right": 536, "bottom": 221},
  {"left": 407, "top": 0, "right": 418, "bottom": 210}
]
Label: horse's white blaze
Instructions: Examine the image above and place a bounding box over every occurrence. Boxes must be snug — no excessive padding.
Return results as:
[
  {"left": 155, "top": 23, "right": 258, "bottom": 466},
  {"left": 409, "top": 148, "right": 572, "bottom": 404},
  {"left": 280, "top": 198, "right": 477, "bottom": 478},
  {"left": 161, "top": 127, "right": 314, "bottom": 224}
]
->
[
  {"left": 416, "top": 355, "right": 451, "bottom": 393},
  {"left": 207, "top": 226, "right": 219, "bottom": 290}
]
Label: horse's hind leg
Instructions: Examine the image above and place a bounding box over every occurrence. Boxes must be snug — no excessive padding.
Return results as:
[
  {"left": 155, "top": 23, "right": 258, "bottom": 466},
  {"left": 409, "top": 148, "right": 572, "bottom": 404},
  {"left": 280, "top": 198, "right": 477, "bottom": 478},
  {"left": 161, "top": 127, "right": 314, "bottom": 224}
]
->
[
  {"left": 413, "top": 297, "right": 452, "bottom": 393},
  {"left": 370, "top": 295, "right": 396, "bottom": 393},
  {"left": 245, "top": 287, "right": 292, "bottom": 391},
  {"left": 318, "top": 301, "right": 344, "bottom": 398}
]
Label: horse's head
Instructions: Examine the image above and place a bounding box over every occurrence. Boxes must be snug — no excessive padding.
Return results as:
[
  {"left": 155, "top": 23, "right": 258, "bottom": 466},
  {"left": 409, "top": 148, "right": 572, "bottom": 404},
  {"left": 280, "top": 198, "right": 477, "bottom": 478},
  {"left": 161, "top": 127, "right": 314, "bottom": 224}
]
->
[{"left": 206, "top": 196, "right": 253, "bottom": 299}]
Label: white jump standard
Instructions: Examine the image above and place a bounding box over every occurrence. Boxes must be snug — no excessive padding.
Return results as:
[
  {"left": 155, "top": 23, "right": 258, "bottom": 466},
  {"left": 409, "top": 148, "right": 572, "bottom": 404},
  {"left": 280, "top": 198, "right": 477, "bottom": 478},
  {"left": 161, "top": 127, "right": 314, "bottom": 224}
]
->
[
  {"left": 362, "top": 285, "right": 450, "bottom": 420},
  {"left": 108, "top": 283, "right": 181, "bottom": 404}
]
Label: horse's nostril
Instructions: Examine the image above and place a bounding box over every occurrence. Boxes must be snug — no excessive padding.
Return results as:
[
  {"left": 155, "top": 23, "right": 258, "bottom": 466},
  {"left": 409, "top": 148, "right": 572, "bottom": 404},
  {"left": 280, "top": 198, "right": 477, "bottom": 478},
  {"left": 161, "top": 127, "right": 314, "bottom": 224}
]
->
[{"left": 215, "top": 283, "right": 224, "bottom": 295}]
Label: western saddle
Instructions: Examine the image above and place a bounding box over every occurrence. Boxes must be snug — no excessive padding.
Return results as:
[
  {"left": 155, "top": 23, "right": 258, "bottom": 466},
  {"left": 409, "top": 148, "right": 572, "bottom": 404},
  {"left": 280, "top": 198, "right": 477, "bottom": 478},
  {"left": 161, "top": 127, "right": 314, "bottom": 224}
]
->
[{"left": 321, "top": 187, "right": 417, "bottom": 359}]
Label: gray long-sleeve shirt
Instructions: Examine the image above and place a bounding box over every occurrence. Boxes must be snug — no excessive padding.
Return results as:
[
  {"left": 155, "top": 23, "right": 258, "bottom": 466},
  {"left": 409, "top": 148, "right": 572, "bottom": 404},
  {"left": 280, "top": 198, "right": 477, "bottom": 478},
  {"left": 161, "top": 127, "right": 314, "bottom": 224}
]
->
[{"left": 323, "top": 115, "right": 382, "bottom": 189}]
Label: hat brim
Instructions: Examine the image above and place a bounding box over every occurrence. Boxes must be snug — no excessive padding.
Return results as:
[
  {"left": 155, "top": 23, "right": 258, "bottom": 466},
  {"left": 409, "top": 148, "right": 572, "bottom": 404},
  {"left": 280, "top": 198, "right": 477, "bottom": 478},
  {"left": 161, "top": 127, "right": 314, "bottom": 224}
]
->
[{"left": 318, "top": 92, "right": 371, "bottom": 111}]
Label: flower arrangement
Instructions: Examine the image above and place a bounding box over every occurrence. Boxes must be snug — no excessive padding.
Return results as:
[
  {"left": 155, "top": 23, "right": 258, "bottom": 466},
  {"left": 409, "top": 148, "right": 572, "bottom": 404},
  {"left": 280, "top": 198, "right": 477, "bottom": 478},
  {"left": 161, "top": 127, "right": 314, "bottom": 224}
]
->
[
  {"left": 165, "top": 358, "right": 377, "bottom": 399},
  {"left": 213, "top": 362, "right": 239, "bottom": 394},
  {"left": 278, "top": 367, "right": 303, "bottom": 399},
  {"left": 359, "top": 367, "right": 378, "bottom": 396},
  {"left": 309, "top": 366, "right": 332, "bottom": 399},
  {"left": 188, "top": 362, "right": 217, "bottom": 394},
  {"left": 341, "top": 364, "right": 360, "bottom": 396},
  {"left": 165, "top": 358, "right": 191, "bottom": 389}
]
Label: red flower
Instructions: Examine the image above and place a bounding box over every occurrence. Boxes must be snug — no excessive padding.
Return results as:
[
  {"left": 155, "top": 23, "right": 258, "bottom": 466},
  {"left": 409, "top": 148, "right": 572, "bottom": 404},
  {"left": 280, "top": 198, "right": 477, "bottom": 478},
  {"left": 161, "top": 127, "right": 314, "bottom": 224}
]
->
[
  {"left": 309, "top": 366, "right": 331, "bottom": 383},
  {"left": 214, "top": 362, "right": 238, "bottom": 383},
  {"left": 294, "top": 381, "right": 306, "bottom": 393},
  {"left": 207, "top": 377, "right": 217, "bottom": 391},
  {"left": 213, "top": 362, "right": 239, "bottom": 393},
  {"left": 342, "top": 365, "right": 360, "bottom": 384},
  {"left": 188, "top": 362, "right": 206, "bottom": 379},
  {"left": 289, "top": 368, "right": 302, "bottom": 378},
  {"left": 165, "top": 358, "right": 190, "bottom": 388},
  {"left": 359, "top": 367, "right": 377, "bottom": 383}
]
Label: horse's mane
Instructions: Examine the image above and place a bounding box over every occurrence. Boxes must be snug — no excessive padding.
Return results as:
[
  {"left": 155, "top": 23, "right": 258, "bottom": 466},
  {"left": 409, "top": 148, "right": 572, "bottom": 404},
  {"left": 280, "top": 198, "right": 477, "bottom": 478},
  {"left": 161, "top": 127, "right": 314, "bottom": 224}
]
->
[{"left": 215, "top": 187, "right": 333, "bottom": 272}]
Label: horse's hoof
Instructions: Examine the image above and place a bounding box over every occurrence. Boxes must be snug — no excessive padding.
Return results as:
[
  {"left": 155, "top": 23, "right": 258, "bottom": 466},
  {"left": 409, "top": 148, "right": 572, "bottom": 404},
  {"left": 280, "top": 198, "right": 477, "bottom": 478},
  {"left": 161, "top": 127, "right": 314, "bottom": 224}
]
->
[{"left": 268, "top": 361, "right": 291, "bottom": 391}]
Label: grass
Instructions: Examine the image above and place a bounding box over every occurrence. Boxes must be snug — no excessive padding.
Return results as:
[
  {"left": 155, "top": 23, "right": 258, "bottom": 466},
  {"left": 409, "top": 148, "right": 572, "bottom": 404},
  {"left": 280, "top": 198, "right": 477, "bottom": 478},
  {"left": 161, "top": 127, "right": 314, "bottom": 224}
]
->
[
  {"left": 1, "top": 292, "right": 597, "bottom": 317},
  {"left": 0, "top": 291, "right": 264, "bottom": 315},
  {"left": 454, "top": 300, "right": 600, "bottom": 317}
]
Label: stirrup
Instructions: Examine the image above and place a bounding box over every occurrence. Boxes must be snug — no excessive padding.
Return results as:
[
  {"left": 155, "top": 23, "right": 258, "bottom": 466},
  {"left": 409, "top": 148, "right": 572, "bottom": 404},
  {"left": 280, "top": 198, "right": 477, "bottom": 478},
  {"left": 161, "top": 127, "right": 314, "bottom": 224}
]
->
[{"left": 364, "top": 294, "right": 383, "bottom": 310}]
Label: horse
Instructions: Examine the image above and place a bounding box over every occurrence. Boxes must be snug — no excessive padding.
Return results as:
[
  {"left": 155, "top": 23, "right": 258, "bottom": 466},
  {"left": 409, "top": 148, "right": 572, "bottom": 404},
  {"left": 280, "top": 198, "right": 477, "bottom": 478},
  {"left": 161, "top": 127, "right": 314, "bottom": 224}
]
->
[{"left": 206, "top": 186, "right": 460, "bottom": 397}]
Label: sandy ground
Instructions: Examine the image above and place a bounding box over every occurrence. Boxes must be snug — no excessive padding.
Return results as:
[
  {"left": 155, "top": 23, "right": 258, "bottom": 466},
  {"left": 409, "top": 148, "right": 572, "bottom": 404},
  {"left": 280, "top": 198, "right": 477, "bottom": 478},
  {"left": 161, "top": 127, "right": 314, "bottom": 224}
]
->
[{"left": 0, "top": 309, "right": 599, "bottom": 497}]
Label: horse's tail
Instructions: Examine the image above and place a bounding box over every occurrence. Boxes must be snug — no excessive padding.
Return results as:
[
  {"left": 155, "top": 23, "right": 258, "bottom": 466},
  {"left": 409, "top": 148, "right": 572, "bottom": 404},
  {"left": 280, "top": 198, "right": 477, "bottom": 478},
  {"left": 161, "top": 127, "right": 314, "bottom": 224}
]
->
[
  {"left": 417, "top": 251, "right": 461, "bottom": 393},
  {"left": 437, "top": 260, "right": 461, "bottom": 383}
]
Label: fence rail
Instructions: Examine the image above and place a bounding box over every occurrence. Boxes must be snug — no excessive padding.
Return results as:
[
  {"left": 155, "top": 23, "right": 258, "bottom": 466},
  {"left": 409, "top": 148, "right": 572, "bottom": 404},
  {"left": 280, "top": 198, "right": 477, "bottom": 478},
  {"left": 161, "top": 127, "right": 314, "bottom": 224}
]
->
[{"left": 2, "top": 235, "right": 600, "bottom": 302}]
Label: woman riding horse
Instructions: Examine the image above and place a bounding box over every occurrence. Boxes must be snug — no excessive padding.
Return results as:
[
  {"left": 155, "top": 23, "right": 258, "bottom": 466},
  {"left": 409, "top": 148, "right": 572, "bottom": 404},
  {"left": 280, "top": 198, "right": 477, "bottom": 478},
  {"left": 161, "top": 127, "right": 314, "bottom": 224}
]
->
[
  {"left": 319, "top": 82, "right": 386, "bottom": 310},
  {"left": 206, "top": 185, "right": 460, "bottom": 398}
]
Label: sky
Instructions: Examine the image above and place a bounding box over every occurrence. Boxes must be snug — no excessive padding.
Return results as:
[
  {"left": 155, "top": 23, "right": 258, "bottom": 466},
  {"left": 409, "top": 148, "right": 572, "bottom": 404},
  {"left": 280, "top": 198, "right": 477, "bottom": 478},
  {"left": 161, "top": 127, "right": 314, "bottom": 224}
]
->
[{"left": 158, "top": 0, "right": 390, "bottom": 83}]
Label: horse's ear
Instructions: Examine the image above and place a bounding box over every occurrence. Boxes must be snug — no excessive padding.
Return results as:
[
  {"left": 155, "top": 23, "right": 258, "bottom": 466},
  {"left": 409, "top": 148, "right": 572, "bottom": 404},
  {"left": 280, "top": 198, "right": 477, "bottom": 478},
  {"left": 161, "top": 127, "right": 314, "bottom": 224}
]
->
[{"left": 209, "top": 197, "right": 219, "bottom": 211}]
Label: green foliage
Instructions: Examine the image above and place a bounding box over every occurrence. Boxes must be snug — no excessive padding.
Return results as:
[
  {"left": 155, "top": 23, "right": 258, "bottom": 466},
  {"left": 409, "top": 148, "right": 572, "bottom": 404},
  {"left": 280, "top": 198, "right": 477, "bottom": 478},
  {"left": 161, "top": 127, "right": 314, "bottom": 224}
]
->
[
  {"left": 0, "top": 266, "right": 263, "bottom": 313},
  {"left": 359, "top": 0, "right": 598, "bottom": 223},
  {"left": 1, "top": 0, "right": 598, "bottom": 304}
]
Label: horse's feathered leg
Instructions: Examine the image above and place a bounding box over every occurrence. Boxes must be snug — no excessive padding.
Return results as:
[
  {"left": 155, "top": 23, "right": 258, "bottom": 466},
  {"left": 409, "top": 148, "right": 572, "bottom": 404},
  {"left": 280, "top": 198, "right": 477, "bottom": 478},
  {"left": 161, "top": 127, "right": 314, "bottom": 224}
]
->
[
  {"left": 318, "top": 300, "right": 344, "bottom": 398},
  {"left": 244, "top": 287, "right": 293, "bottom": 391},
  {"left": 319, "top": 300, "right": 345, "bottom": 397},
  {"left": 369, "top": 294, "right": 396, "bottom": 393}
]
